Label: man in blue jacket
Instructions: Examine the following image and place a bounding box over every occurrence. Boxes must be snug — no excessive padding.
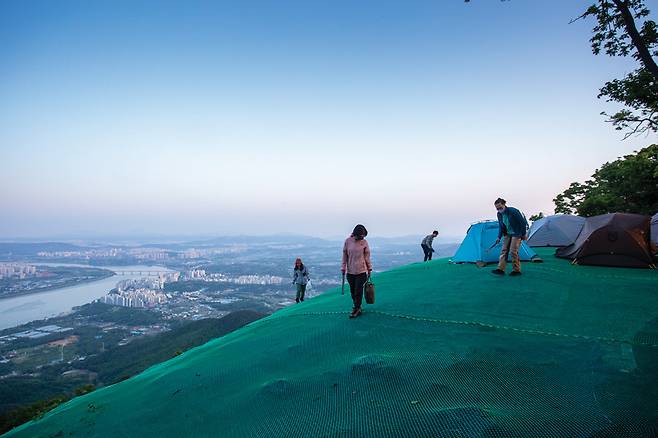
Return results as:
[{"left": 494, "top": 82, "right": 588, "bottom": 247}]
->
[{"left": 491, "top": 198, "right": 529, "bottom": 276}]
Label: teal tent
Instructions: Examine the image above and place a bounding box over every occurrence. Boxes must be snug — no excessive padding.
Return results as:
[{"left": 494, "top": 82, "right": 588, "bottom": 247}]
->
[{"left": 450, "top": 221, "right": 538, "bottom": 264}]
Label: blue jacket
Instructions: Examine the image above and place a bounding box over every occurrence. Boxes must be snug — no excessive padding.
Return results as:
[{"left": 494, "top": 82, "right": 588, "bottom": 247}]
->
[{"left": 497, "top": 206, "right": 529, "bottom": 239}]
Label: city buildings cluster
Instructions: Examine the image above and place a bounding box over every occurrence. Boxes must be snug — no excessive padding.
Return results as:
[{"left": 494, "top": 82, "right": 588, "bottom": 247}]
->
[
  {"left": 178, "top": 246, "right": 247, "bottom": 259},
  {"left": 181, "top": 269, "right": 284, "bottom": 285},
  {"left": 117, "top": 278, "right": 160, "bottom": 292},
  {"left": 130, "top": 249, "right": 170, "bottom": 261},
  {"left": 37, "top": 248, "right": 121, "bottom": 259},
  {"left": 37, "top": 247, "right": 169, "bottom": 260},
  {"left": 233, "top": 275, "right": 284, "bottom": 285},
  {"left": 158, "top": 272, "right": 180, "bottom": 287},
  {"left": 0, "top": 263, "right": 37, "bottom": 280},
  {"left": 206, "top": 273, "right": 229, "bottom": 282},
  {"left": 37, "top": 246, "right": 247, "bottom": 261},
  {"left": 98, "top": 272, "right": 181, "bottom": 309},
  {"left": 99, "top": 288, "right": 168, "bottom": 308},
  {"left": 184, "top": 269, "right": 207, "bottom": 280},
  {"left": 116, "top": 272, "right": 180, "bottom": 291},
  {"left": 0, "top": 324, "right": 73, "bottom": 342}
]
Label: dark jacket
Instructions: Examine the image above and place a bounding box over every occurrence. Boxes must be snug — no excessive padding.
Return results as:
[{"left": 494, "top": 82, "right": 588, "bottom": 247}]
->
[{"left": 497, "top": 206, "right": 529, "bottom": 239}]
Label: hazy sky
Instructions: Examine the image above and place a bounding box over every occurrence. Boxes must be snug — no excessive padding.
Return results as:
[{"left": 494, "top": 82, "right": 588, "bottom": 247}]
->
[{"left": 1, "top": 0, "right": 656, "bottom": 240}]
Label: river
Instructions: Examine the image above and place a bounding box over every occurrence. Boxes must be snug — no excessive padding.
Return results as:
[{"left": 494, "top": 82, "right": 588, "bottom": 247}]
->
[{"left": 0, "top": 264, "right": 172, "bottom": 330}]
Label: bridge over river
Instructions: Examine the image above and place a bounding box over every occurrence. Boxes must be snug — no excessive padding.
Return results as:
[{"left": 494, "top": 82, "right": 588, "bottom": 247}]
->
[{"left": 113, "top": 270, "right": 166, "bottom": 276}]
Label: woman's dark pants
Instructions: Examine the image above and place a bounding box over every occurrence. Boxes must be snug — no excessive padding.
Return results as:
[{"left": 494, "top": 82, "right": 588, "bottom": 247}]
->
[{"left": 346, "top": 273, "right": 368, "bottom": 309}]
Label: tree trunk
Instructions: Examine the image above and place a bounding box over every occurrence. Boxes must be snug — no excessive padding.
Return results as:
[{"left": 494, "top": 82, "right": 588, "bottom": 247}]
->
[{"left": 612, "top": 0, "right": 658, "bottom": 82}]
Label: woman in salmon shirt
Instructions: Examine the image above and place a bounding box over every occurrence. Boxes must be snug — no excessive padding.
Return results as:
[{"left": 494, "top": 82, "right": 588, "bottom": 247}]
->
[{"left": 341, "top": 224, "right": 372, "bottom": 319}]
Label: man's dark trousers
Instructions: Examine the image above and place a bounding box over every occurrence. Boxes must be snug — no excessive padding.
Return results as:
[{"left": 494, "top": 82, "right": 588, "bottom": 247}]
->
[{"left": 421, "top": 244, "right": 432, "bottom": 261}]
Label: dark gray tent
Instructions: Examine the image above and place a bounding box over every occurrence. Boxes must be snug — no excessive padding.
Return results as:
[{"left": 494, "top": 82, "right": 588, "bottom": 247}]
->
[
  {"left": 527, "top": 214, "right": 585, "bottom": 247},
  {"left": 556, "top": 213, "right": 654, "bottom": 268}
]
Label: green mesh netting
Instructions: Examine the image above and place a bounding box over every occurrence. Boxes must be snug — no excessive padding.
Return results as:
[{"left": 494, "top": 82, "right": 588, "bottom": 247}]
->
[{"left": 5, "top": 248, "right": 658, "bottom": 437}]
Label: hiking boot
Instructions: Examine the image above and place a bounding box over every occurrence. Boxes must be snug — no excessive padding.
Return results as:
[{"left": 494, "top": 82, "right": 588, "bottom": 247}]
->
[
  {"left": 491, "top": 269, "right": 505, "bottom": 276},
  {"left": 509, "top": 271, "right": 522, "bottom": 277},
  {"left": 295, "top": 298, "right": 299, "bottom": 303},
  {"left": 349, "top": 308, "right": 362, "bottom": 319}
]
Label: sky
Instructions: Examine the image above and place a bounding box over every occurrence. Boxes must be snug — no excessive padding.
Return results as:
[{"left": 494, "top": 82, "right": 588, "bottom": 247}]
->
[{"left": 1, "top": 0, "right": 656, "bottom": 241}]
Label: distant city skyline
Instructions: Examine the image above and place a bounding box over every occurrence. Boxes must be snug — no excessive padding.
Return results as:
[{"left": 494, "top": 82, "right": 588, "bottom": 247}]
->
[{"left": 2, "top": 1, "right": 655, "bottom": 239}]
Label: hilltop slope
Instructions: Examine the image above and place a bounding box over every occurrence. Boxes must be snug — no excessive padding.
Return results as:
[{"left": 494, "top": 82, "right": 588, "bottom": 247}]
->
[{"left": 5, "top": 249, "right": 658, "bottom": 437}]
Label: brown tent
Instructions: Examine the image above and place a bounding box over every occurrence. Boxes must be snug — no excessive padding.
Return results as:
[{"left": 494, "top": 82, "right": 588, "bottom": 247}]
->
[{"left": 555, "top": 213, "right": 655, "bottom": 268}]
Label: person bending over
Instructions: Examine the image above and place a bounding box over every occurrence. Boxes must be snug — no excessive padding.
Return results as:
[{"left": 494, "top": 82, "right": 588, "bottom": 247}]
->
[{"left": 421, "top": 230, "right": 439, "bottom": 261}]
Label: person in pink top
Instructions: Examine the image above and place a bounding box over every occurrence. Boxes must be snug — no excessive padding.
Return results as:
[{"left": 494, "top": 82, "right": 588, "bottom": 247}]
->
[{"left": 341, "top": 224, "right": 372, "bottom": 319}]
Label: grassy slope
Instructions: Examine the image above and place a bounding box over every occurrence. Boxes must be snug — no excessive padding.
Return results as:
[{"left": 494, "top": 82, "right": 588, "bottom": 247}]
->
[{"left": 5, "top": 249, "right": 658, "bottom": 437}]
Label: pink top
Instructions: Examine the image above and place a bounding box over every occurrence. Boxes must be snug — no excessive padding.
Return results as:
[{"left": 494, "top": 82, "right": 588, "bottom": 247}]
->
[{"left": 342, "top": 236, "right": 372, "bottom": 275}]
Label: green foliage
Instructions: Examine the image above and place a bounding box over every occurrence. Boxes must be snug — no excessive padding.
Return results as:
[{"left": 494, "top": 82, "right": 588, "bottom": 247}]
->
[
  {"left": 554, "top": 182, "right": 588, "bottom": 215},
  {"left": 554, "top": 144, "right": 658, "bottom": 216},
  {"left": 74, "top": 384, "right": 95, "bottom": 397},
  {"left": 579, "top": 0, "right": 658, "bottom": 136},
  {"left": 80, "top": 311, "right": 265, "bottom": 385},
  {"left": 75, "top": 302, "right": 162, "bottom": 325},
  {"left": 0, "top": 378, "right": 73, "bottom": 435},
  {"left": 597, "top": 68, "right": 658, "bottom": 136},
  {"left": 529, "top": 212, "right": 545, "bottom": 222},
  {"left": 0, "top": 384, "right": 93, "bottom": 435},
  {"left": 0, "top": 395, "right": 68, "bottom": 434},
  {"left": 583, "top": 1, "right": 654, "bottom": 58}
]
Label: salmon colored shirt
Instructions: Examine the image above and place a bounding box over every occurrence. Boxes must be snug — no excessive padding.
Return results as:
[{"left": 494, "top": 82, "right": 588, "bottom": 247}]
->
[{"left": 342, "top": 236, "right": 372, "bottom": 275}]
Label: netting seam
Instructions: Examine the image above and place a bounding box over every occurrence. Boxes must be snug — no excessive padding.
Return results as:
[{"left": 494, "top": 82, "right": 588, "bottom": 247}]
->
[{"left": 284, "top": 310, "right": 658, "bottom": 349}]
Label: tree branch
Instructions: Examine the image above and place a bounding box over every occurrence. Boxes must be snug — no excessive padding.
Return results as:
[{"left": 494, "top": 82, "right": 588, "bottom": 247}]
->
[
  {"left": 611, "top": 0, "right": 658, "bottom": 81},
  {"left": 615, "top": 111, "right": 658, "bottom": 139}
]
